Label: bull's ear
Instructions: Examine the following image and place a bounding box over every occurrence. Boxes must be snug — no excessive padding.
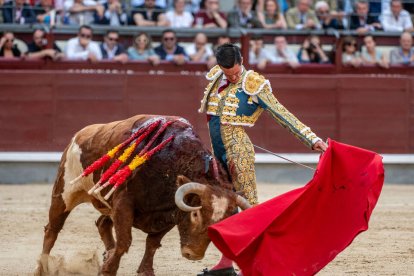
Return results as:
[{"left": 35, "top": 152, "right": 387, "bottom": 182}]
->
[{"left": 176, "top": 175, "right": 192, "bottom": 187}]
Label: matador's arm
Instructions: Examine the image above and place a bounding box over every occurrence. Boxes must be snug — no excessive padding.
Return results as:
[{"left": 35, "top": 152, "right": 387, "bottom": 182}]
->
[{"left": 256, "top": 84, "right": 321, "bottom": 149}]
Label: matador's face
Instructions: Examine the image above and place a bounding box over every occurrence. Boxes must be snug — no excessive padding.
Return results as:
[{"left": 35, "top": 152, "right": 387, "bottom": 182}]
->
[{"left": 220, "top": 63, "right": 243, "bottom": 84}]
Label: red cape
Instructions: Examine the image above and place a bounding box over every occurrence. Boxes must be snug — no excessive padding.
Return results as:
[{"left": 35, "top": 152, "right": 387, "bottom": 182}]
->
[{"left": 208, "top": 139, "right": 384, "bottom": 276}]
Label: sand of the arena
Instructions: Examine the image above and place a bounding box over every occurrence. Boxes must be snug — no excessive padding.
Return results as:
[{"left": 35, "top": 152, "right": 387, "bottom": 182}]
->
[{"left": 0, "top": 183, "right": 413, "bottom": 275}]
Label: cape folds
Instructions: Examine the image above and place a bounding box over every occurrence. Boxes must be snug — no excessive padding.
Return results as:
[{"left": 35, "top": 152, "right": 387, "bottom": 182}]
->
[{"left": 208, "top": 139, "right": 384, "bottom": 276}]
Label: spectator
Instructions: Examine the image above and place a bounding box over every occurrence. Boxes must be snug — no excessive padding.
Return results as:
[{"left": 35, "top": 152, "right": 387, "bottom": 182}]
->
[
  {"left": 132, "top": 0, "right": 168, "bottom": 26},
  {"left": 249, "top": 35, "right": 269, "bottom": 70},
  {"left": 349, "top": 0, "right": 382, "bottom": 34},
  {"left": 127, "top": 32, "right": 160, "bottom": 65},
  {"left": 186, "top": 32, "right": 215, "bottom": 68},
  {"left": 381, "top": 0, "right": 413, "bottom": 32},
  {"left": 64, "top": 0, "right": 104, "bottom": 25},
  {"left": 298, "top": 35, "right": 330, "bottom": 63},
  {"left": 0, "top": 31, "right": 21, "bottom": 57},
  {"left": 315, "top": 0, "right": 342, "bottom": 29},
  {"left": 166, "top": 0, "right": 201, "bottom": 14},
  {"left": 165, "top": 0, "right": 194, "bottom": 27},
  {"left": 213, "top": 34, "right": 231, "bottom": 52},
  {"left": 390, "top": 31, "right": 414, "bottom": 65},
  {"left": 34, "top": 0, "right": 55, "bottom": 24},
  {"left": 100, "top": 30, "right": 128, "bottom": 63},
  {"left": 227, "top": 0, "right": 263, "bottom": 28},
  {"left": 285, "top": 0, "right": 320, "bottom": 29},
  {"left": 2, "top": 0, "right": 36, "bottom": 24},
  {"left": 257, "top": 0, "right": 287, "bottom": 29},
  {"left": 154, "top": 29, "right": 188, "bottom": 65},
  {"left": 267, "top": 36, "right": 300, "bottom": 68},
  {"left": 95, "top": 0, "right": 127, "bottom": 26},
  {"left": 193, "top": 0, "right": 227, "bottom": 28},
  {"left": 341, "top": 36, "right": 362, "bottom": 67},
  {"left": 361, "top": 35, "right": 389, "bottom": 68},
  {"left": 65, "top": 25, "right": 102, "bottom": 61},
  {"left": 26, "top": 29, "right": 63, "bottom": 60},
  {"left": 132, "top": 0, "right": 167, "bottom": 9}
]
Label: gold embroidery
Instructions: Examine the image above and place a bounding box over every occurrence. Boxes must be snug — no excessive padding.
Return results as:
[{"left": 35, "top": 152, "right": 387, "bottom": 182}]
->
[
  {"left": 206, "top": 65, "right": 222, "bottom": 80},
  {"left": 243, "top": 71, "right": 267, "bottom": 95},
  {"left": 221, "top": 124, "right": 258, "bottom": 205},
  {"left": 258, "top": 85, "right": 317, "bottom": 148}
]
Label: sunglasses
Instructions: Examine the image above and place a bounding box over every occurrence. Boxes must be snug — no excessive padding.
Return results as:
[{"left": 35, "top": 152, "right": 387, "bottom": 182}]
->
[
  {"left": 346, "top": 43, "right": 357, "bottom": 47},
  {"left": 163, "top": 37, "right": 175, "bottom": 41},
  {"left": 80, "top": 33, "right": 92, "bottom": 39},
  {"left": 107, "top": 37, "right": 118, "bottom": 42}
]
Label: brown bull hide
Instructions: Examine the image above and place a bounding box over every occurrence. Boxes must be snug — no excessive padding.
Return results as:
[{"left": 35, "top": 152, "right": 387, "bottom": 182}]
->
[{"left": 36, "top": 114, "right": 249, "bottom": 276}]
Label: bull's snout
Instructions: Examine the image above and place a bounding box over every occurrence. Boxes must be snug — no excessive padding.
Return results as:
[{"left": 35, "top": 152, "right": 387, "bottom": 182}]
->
[{"left": 181, "top": 246, "right": 204, "bottom": 260}]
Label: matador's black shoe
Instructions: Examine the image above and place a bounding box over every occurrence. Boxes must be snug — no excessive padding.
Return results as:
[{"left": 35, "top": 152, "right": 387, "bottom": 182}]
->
[{"left": 196, "top": 267, "right": 237, "bottom": 276}]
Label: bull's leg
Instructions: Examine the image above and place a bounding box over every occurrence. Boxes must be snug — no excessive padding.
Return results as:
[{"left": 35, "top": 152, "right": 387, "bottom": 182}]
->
[
  {"left": 42, "top": 193, "right": 71, "bottom": 254},
  {"left": 96, "top": 215, "right": 115, "bottom": 261},
  {"left": 101, "top": 199, "right": 134, "bottom": 276},
  {"left": 137, "top": 226, "right": 174, "bottom": 276}
]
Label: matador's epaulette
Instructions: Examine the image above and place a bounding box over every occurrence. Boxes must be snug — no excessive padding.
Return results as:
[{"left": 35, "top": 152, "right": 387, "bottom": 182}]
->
[
  {"left": 242, "top": 70, "right": 272, "bottom": 96},
  {"left": 206, "top": 65, "right": 222, "bottom": 81}
]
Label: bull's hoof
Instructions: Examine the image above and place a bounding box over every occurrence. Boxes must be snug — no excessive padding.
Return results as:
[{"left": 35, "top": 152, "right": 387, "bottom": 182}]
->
[
  {"left": 196, "top": 267, "right": 237, "bottom": 276},
  {"left": 136, "top": 270, "right": 155, "bottom": 276}
]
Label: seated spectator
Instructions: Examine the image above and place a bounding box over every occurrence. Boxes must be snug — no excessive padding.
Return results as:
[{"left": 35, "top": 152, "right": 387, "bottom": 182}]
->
[
  {"left": 390, "top": 31, "right": 414, "bottom": 65},
  {"left": 127, "top": 32, "right": 160, "bottom": 65},
  {"left": 212, "top": 34, "right": 231, "bottom": 53},
  {"left": 361, "top": 35, "right": 389, "bottom": 68},
  {"left": 64, "top": 0, "right": 104, "bottom": 25},
  {"left": 341, "top": 36, "right": 362, "bottom": 67},
  {"left": 64, "top": 25, "right": 102, "bottom": 61},
  {"left": 26, "top": 29, "right": 63, "bottom": 60},
  {"left": 154, "top": 29, "right": 188, "bottom": 65},
  {"left": 249, "top": 35, "right": 269, "bottom": 70},
  {"left": 381, "top": 0, "right": 413, "bottom": 32},
  {"left": 132, "top": 0, "right": 168, "bottom": 26},
  {"left": 286, "top": 0, "right": 320, "bottom": 29},
  {"left": 227, "top": 0, "right": 263, "bottom": 28},
  {"left": 2, "top": 0, "right": 36, "bottom": 24},
  {"left": 166, "top": 0, "right": 201, "bottom": 14},
  {"left": 95, "top": 0, "right": 127, "bottom": 26},
  {"left": 315, "top": 0, "right": 342, "bottom": 29},
  {"left": 267, "top": 36, "right": 300, "bottom": 68},
  {"left": 349, "top": 0, "right": 382, "bottom": 34},
  {"left": 257, "top": 0, "right": 287, "bottom": 29},
  {"left": 186, "top": 32, "right": 215, "bottom": 68},
  {"left": 193, "top": 0, "right": 227, "bottom": 28},
  {"left": 34, "top": 0, "right": 55, "bottom": 24},
  {"left": 100, "top": 30, "right": 128, "bottom": 63},
  {"left": 297, "top": 35, "right": 330, "bottom": 63},
  {"left": 165, "top": 0, "right": 194, "bottom": 28},
  {"left": 0, "top": 31, "right": 21, "bottom": 57},
  {"left": 132, "top": 0, "right": 167, "bottom": 9}
]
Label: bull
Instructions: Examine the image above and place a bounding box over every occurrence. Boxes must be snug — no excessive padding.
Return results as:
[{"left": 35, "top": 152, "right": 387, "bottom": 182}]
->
[{"left": 35, "top": 114, "right": 250, "bottom": 275}]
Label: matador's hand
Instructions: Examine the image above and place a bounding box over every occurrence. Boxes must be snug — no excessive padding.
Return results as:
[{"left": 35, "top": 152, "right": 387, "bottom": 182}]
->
[{"left": 312, "top": 140, "right": 328, "bottom": 152}]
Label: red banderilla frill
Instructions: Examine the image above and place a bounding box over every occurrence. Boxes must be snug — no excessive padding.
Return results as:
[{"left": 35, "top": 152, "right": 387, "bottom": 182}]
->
[{"left": 70, "top": 119, "right": 162, "bottom": 186}]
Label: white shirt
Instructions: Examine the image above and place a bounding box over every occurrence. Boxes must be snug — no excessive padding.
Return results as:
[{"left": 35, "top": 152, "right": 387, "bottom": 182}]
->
[
  {"left": 186, "top": 44, "right": 213, "bottom": 62},
  {"left": 165, "top": 10, "right": 194, "bottom": 28},
  {"left": 267, "top": 47, "right": 299, "bottom": 64},
  {"left": 381, "top": 10, "right": 413, "bottom": 32},
  {"left": 65, "top": 37, "right": 102, "bottom": 60}
]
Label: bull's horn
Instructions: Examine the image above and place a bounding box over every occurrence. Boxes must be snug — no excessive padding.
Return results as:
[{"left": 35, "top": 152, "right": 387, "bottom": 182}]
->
[
  {"left": 175, "top": 182, "right": 207, "bottom": 212},
  {"left": 236, "top": 195, "right": 251, "bottom": 210}
]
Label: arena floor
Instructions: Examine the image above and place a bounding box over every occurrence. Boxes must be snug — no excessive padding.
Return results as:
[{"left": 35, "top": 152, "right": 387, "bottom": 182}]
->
[{"left": 0, "top": 183, "right": 413, "bottom": 275}]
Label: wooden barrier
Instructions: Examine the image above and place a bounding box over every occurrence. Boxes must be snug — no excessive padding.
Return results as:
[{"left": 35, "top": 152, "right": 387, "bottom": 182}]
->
[{"left": 0, "top": 70, "right": 413, "bottom": 153}]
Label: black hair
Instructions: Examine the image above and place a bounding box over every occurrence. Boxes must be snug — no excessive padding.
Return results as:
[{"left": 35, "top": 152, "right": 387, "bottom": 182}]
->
[
  {"left": 78, "top": 25, "right": 93, "bottom": 33},
  {"left": 215, "top": 43, "right": 242, "bottom": 69},
  {"left": 162, "top": 29, "right": 176, "bottom": 36},
  {"left": 105, "top": 29, "right": 119, "bottom": 36}
]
